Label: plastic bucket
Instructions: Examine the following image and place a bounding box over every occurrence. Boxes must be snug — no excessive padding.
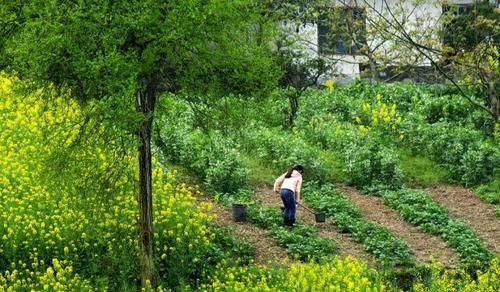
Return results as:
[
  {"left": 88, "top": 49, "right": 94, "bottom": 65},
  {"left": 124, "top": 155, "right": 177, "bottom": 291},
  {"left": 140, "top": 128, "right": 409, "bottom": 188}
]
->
[
  {"left": 232, "top": 204, "right": 248, "bottom": 222},
  {"left": 315, "top": 213, "right": 326, "bottom": 223}
]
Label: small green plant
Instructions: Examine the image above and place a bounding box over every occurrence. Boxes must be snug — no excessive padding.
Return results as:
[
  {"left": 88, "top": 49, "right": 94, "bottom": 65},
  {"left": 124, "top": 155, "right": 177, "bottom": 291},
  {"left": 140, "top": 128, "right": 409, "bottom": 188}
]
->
[
  {"left": 475, "top": 176, "right": 500, "bottom": 204},
  {"left": 247, "top": 204, "right": 336, "bottom": 262},
  {"left": 377, "top": 188, "right": 493, "bottom": 268},
  {"left": 303, "top": 183, "right": 414, "bottom": 268}
]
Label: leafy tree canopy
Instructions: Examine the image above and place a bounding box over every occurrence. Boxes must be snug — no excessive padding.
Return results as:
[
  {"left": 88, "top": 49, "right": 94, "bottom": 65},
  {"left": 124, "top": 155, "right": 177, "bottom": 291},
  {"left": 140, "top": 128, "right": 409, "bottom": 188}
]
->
[{"left": 0, "top": 0, "right": 280, "bottom": 111}]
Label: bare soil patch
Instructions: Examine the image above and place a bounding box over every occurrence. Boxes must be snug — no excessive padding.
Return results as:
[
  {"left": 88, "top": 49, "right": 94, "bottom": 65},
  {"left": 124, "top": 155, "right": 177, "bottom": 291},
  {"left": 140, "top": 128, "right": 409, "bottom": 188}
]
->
[
  {"left": 338, "top": 185, "right": 459, "bottom": 266},
  {"left": 254, "top": 184, "right": 375, "bottom": 264},
  {"left": 205, "top": 197, "right": 291, "bottom": 265},
  {"left": 427, "top": 185, "right": 500, "bottom": 254}
]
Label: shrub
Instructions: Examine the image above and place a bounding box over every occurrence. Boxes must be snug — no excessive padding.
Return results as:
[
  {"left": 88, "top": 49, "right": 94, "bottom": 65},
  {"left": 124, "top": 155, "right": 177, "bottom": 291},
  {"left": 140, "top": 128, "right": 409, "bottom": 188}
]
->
[
  {"left": 343, "top": 136, "right": 404, "bottom": 189},
  {"left": 404, "top": 121, "right": 498, "bottom": 186},
  {"left": 156, "top": 126, "right": 250, "bottom": 193},
  {"left": 242, "top": 127, "right": 332, "bottom": 182}
]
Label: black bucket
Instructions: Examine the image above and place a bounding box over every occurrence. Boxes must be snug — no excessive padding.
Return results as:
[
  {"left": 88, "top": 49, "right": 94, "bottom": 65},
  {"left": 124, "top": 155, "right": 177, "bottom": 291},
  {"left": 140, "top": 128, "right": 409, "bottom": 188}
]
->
[
  {"left": 315, "top": 213, "right": 326, "bottom": 223},
  {"left": 232, "top": 204, "right": 248, "bottom": 222}
]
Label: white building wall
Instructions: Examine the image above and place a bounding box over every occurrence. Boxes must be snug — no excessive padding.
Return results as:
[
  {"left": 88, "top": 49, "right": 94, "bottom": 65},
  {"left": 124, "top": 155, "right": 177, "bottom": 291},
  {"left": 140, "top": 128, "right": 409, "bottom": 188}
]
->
[{"left": 288, "top": 0, "right": 475, "bottom": 81}]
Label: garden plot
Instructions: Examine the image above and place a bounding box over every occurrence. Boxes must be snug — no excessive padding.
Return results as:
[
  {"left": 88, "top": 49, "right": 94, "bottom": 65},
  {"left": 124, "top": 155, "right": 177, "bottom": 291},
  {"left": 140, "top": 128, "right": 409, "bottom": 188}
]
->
[
  {"left": 338, "top": 185, "right": 459, "bottom": 266},
  {"left": 253, "top": 184, "right": 375, "bottom": 264},
  {"left": 428, "top": 185, "right": 500, "bottom": 254},
  {"left": 207, "top": 198, "right": 292, "bottom": 265}
]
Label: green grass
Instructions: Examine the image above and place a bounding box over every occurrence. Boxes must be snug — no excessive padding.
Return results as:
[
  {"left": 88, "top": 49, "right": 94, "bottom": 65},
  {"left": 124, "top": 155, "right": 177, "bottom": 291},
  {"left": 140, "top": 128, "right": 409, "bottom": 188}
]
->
[
  {"left": 319, "top": 150, "right": 348, "bottom": 183},
  {"left": 241, "top": 153, "right": 278, "bottom": 187},
  {"left": 399, "top": 149, "right": 449, "bottom": 187},
  {"left": 475, "top": 176, "right": 500, "bottom": 205}
]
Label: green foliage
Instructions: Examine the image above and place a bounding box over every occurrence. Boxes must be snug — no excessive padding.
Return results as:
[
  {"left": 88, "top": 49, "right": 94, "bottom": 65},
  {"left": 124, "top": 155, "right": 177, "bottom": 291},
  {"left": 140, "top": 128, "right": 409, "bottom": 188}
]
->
[
  {"left": 475, "top": 176, "right": 500, "bottom": 205},
  {"left": 303, "top": 183, "right": 414, "bottom": 268},
  {"left": 404, "top": 121, "right": 499, "bottom": 186},
  {"left": 296, "top": 81, "right": 498, "bottom": 189},
  {"left": 399, "top": 149, "right": 449, "bottom": 187},
  {"left": 415, "top": 93, "right": 494, "bottom": 132},
  {"left": 343, "top": 135, "right": 404, "bottom": 189},
  {"left": 242, "top": 127, "right": 333, "bottom": 182},
  {"left": 247, "top": 204, "right": 336, "bottom": 262},
  {"left": 156, "top": 126, "right": 249, "bottom": 194},
  {"left": 0, "top": 0, "right": 280, "bottom": 102},
  {"left": 442, "top": 0, "right": 499, "bottom": 51},
  {"left": 378, "top": 188, "right": 493, "bottom": 268},
  {"left": 155, "top": 98, "right": 249, "bottom": 194}
]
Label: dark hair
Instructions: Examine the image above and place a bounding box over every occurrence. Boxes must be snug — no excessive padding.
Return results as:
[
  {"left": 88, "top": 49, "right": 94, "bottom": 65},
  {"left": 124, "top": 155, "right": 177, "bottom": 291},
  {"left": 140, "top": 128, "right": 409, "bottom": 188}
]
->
[{"left": 285, "top": 165, "right": 304, "bottom": 178}]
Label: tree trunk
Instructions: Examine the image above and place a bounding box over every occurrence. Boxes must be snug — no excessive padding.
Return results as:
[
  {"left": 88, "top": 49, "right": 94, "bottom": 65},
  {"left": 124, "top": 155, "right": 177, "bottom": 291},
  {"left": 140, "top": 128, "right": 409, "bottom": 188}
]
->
[
  {"left": 137, "top": 89, "right": 156, "bottom": 288},
  {"left": 288, "top": 90, "right": 299, "bottom": 127},
  {"left": 367, "top": 52, "right": 379, "bottom": 83},
  {"left": 488, "top": 80, "right": 499, "bottom": 123}
]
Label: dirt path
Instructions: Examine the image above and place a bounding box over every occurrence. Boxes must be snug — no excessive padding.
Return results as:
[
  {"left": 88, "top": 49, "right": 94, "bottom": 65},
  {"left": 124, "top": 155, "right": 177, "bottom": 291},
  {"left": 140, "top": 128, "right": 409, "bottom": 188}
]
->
[
  {"left": 206, "top": 197, "right": 291, "bottom": 265},
  {"left": 338, "top": 185, "right": 459, "bottom": 266},
  {"left": 427, "top": 185, "right": 500, "bottom": 254},
  {"left": 254, "top": 185, "right": 375, "bottom": 264}
]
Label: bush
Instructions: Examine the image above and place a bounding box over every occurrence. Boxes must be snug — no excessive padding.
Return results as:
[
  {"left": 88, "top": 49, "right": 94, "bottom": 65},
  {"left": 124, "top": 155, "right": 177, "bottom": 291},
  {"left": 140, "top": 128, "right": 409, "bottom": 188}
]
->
[
  {"left": 242, "top": 127, "right": 332, "bottom": 182},
  {"left": 475, "top": 176, "right": 500, "bottom": 204},
  {"left": 343, "top": 135, "right": 404, "bottom": 189},
  {"left": 156, "top": 126, "right": 250, "bottom": 193},
  {"left": 404, "top": 121, "right": 498, "bottom": 186},
  {"left": 414, "top": 93, "right": 494, "bottom": 134},
  {"left": 460, "top": 142, "right": 499, "bottom": 186}
]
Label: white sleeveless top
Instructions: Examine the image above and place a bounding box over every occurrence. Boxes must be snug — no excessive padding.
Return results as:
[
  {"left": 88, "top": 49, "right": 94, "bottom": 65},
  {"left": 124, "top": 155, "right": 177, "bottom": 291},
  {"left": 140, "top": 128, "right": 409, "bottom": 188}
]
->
[{"left": 273, "top": 170, "right": 303, "bottom": 197}]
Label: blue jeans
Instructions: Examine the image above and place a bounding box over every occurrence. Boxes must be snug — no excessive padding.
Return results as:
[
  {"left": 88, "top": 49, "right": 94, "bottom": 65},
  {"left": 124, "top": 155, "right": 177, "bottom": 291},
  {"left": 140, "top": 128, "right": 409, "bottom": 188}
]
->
[{"left": 280, "top": 188, "right": 296, "bottom": 225}]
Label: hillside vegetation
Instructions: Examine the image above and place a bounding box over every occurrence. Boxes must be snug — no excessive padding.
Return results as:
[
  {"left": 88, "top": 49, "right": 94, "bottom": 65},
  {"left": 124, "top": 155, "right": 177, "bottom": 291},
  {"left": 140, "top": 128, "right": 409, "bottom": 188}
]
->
[{"left": 1, "top": 74, "right": 499, "bottom": 290}]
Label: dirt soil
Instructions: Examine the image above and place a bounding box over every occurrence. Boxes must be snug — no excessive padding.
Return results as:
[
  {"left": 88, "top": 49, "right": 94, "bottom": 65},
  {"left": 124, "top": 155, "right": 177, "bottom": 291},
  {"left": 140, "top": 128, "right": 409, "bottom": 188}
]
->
[
  {"left": 205, "top": 196, "right": 292, "bottom": 266},
  {"left": 427, "top": 185, "right": 500, "bottom": 254},
  {"left": 338, "top": 185, "right": 459, "bottom": 266},
  {"left": 254, "top": 184, "right": 375, "bottom": 264}
]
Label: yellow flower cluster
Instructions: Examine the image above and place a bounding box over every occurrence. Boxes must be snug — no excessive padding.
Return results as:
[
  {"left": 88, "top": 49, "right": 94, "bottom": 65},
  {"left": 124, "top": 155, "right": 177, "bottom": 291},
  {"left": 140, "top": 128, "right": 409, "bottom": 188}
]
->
[
  {"left": 0, "top": 73, "right": 216, "bottom": 289},
  {"left": 0, "top": 258, "right": 93, "bottom": 291},
  {"left": 325, "top": 80, "right": 335, "bottom": 92},
  {"left": 356, "top": 94, "right": 402, "bottom": 136},
  {"left": 413, "top": 257, "right": 500, "bottom": 292},
  {"left": 153, "top": 167, "right": 216, "bottom": 264},
  {"left": 306, "top": 113, "right": 343, "bottom": 138},
  {"left": 202, "top": 256, "right": 386, "bottom": 291}
]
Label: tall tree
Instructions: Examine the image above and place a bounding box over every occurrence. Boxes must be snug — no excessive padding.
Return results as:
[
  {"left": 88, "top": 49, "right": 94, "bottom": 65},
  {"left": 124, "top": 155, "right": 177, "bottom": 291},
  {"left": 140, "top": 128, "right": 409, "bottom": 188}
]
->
[
  {"left": 274, "top": 0, "right": 334, "bottom": 126},
  {"left": 0, "top": 0, "right": 279, "bottom": 287}
]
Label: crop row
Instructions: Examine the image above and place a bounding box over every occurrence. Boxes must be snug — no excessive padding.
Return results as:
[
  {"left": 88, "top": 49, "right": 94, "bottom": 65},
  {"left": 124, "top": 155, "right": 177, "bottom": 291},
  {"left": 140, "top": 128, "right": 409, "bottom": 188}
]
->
[
  {"left": 303, "top": 183, "right": 414, "bottom": 268},
  {"left": 375, "top": 188, "right": 493, "bottom": 268},
  {"left": 246, "top": 204, "right": 336, "bottom": 262}
]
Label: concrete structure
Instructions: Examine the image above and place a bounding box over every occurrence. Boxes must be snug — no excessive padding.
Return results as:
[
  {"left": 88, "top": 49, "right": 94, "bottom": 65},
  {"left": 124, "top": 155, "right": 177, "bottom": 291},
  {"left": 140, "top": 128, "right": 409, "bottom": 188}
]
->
[{"left": 285, "top": 0, "right": 480, "bottom": 83}]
